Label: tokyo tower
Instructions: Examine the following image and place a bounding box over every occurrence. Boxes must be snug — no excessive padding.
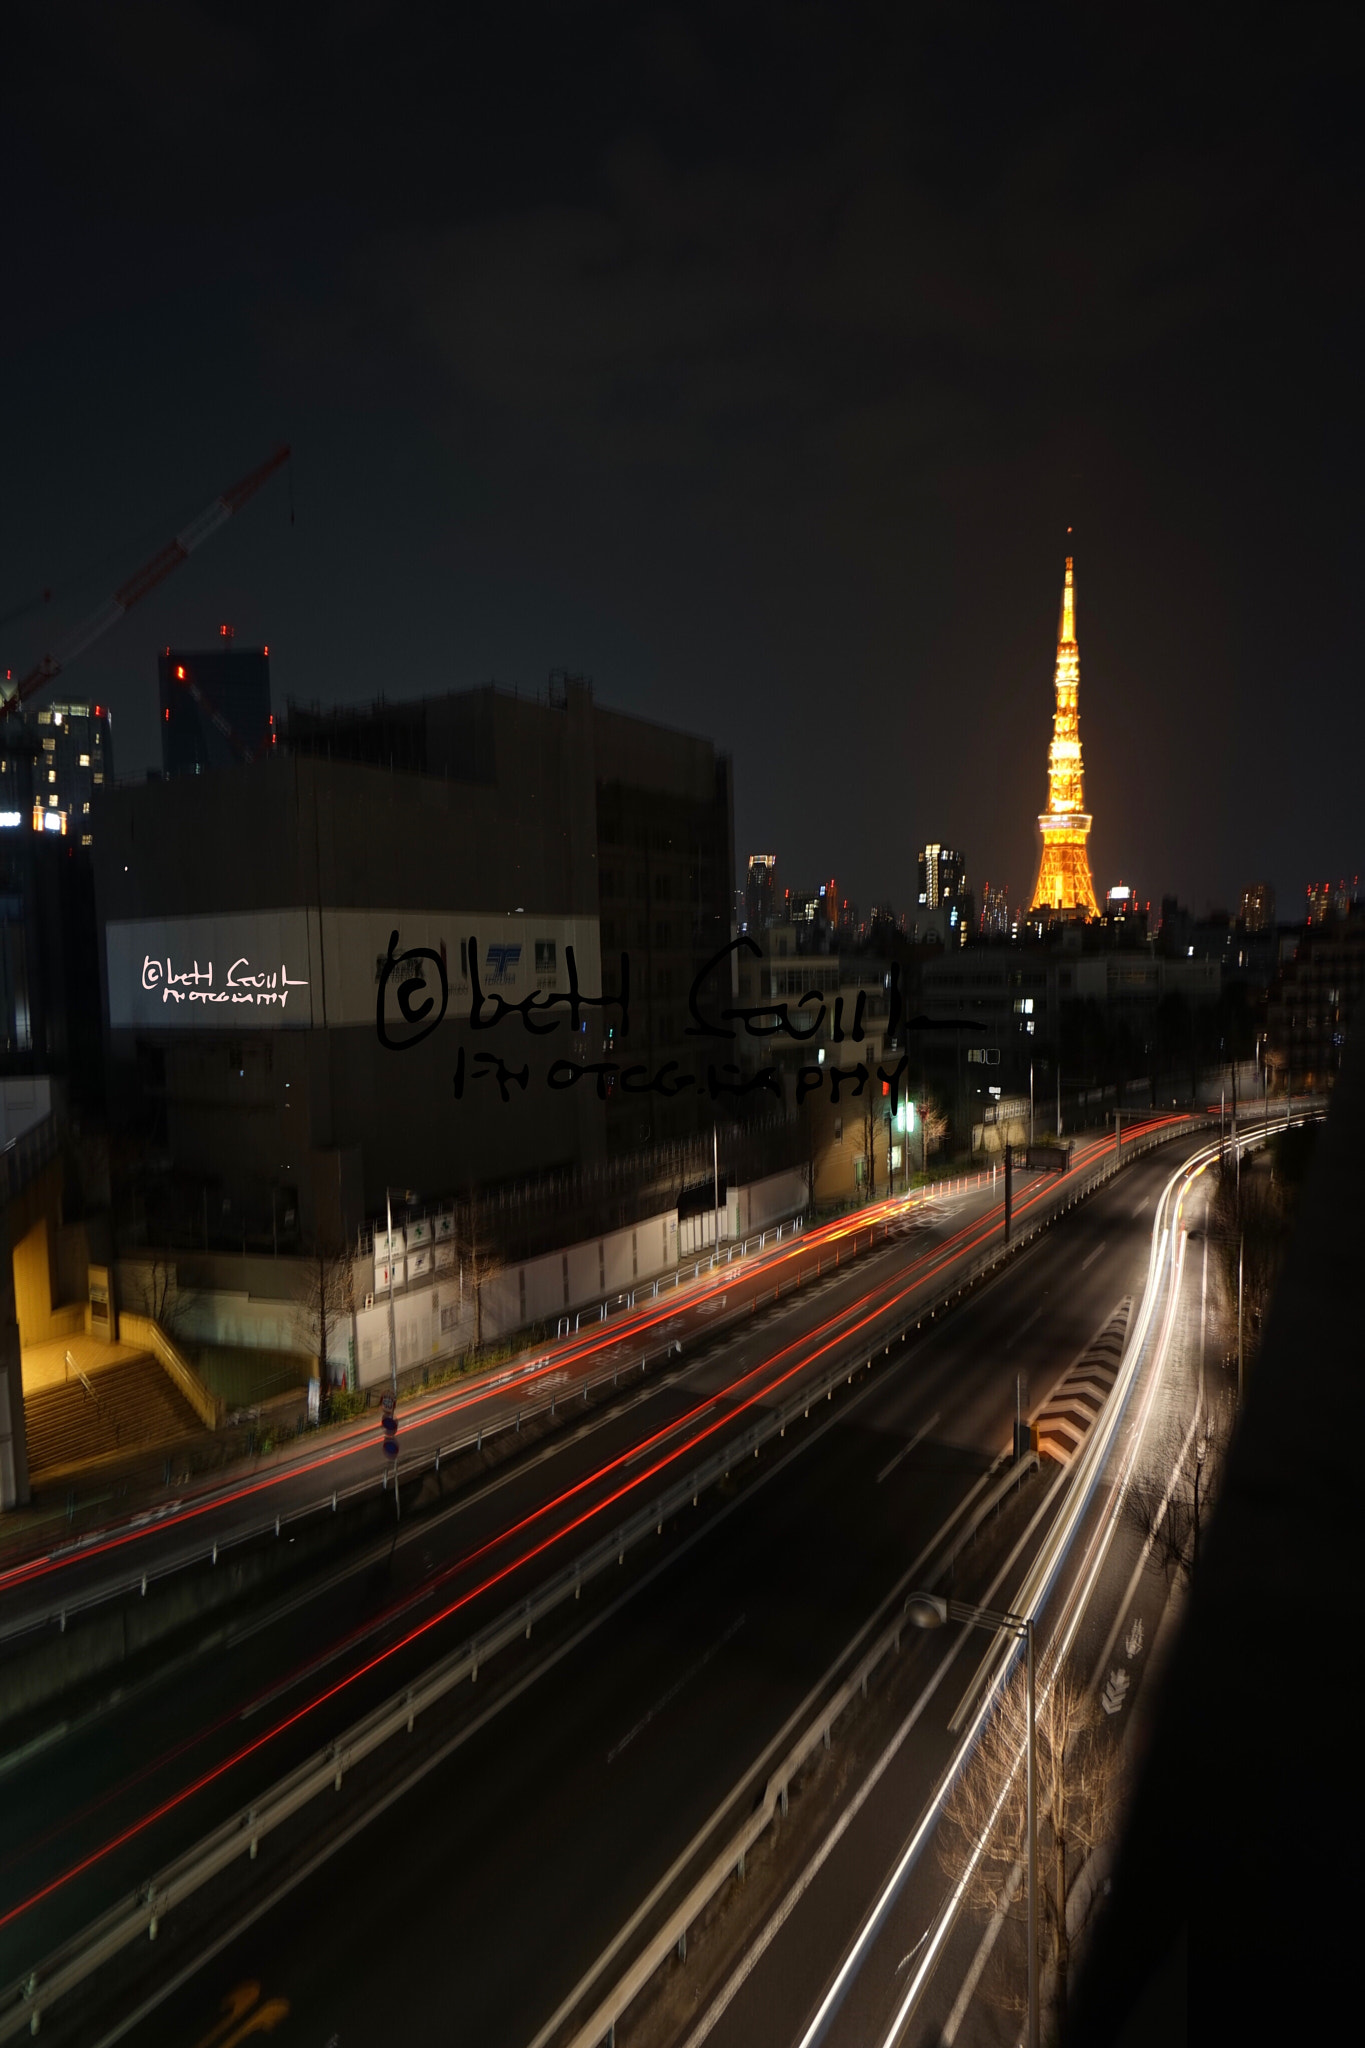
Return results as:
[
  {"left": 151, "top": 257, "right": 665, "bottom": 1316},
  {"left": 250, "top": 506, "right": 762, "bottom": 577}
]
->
[{"left": 1030, "top": 551, "right": 1099, "bottom": 919}]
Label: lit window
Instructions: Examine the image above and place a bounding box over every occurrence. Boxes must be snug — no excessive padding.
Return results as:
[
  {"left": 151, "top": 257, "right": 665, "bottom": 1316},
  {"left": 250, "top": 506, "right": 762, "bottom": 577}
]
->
[
  {"left": 82, "top": 802, "right": 90, "bottom": 814},
  {"left": 81, "top": 834, "right": 92, "bottom": 847},
  {"left": 48, "top": 770, "right": 56, "bottom": 784},
  {"left": 93, "top": 772, "right": 103, "bottom": 784},
  {"left": 79, "top": 753, "right": 90, "bottom": 768}
]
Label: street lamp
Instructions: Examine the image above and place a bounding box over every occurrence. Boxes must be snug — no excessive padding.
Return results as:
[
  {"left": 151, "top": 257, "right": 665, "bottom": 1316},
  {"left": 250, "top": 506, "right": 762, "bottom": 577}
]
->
[{"left": 906, "top": 1592, "right": 1039, "bottom": 2048}]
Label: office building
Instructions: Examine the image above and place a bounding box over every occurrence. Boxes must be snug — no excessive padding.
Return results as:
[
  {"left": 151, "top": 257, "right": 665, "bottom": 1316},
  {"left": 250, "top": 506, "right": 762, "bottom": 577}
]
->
[
  {"left": 745, "top": 854, "right": 777, "bottom": 931},
  {"left": 0, "top": 701, "right": 113, "bottom": 847},
  {"left": 1238, "top": 882, "right": 1276, "bottom": 932},
  {"left": 158, "top": 634, "right": 273, "bottom": 776},
  {"left": 98, "top": 677, "right": 734, "bottom": 1245},
  {"left": 918, "top": 844, "right": 964, "bottom": 910}
]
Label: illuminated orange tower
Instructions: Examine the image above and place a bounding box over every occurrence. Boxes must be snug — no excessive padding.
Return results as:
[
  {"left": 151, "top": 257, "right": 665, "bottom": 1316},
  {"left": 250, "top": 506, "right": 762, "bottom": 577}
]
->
[{"left": 1030, "top": 552, "right": 1099, "bottom": 919}]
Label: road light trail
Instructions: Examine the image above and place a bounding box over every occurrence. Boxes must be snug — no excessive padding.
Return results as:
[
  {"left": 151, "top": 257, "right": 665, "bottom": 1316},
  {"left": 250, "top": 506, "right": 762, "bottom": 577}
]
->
[{"left": 0, "top": 1117, "right": 1194, "bottom": 1935}]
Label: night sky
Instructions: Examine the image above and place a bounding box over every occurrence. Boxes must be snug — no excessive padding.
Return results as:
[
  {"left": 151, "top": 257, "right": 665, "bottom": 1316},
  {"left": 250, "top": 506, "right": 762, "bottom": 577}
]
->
[{"left": 5, "top": 4, "right": 1360, "bottom": 922}]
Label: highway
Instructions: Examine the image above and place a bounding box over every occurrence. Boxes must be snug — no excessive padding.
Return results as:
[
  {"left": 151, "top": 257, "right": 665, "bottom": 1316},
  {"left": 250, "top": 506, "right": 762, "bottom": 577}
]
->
[
  {"left": 619, "top": 1135, "right": 1232, "bottom": 2048},
  {"left": 0, "top": 1120, "right": 1216, "bottom": 2045},
  {"left": 0, "top": 1118, "right": 1189, "bottom": 1643}
]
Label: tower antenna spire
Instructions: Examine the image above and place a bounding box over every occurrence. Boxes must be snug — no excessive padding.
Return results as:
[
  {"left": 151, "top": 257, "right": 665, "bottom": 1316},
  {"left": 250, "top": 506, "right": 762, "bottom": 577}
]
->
[{"left": 1030, "top": 545, "right": 1099, "bottom": 920}]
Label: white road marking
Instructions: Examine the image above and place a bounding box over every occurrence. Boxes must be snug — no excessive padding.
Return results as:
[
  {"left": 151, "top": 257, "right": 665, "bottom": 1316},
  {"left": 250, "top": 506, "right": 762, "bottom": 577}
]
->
[
  {"left": 607, "top": 1614, "right": 746, "bottom": 1763},
  {"left": 1132, "top": 1195, "right": 1149, "bottom": 1217},
  {"left": 876, "top": 1412, "right": 941, "bottom": 1485},
  {"left": 1080, "top": 1240, "right": 1108, "bottom": 1272},
  {"left": 1006, "top": 1301, "right": 1046, "bottom": 1349}
]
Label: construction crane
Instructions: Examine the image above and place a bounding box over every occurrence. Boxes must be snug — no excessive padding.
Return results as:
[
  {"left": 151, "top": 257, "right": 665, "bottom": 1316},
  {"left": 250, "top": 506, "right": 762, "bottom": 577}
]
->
[{"left": 0, "top": 443, "right": 291, "bottom": 720}]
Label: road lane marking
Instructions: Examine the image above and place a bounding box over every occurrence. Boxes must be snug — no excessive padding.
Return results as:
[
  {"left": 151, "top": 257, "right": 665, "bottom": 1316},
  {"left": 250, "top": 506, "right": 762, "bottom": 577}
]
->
[
  {"left": 1132, "top": 1196, "right": 1149, "bottom": 1216},
  {"left": 1005, "top": 1301, "right": 1046, "bottom": 1349},
  {"left": 607, "top": 1615, "right": 746, "bottom": 1764},
  {"left": 1080, "top": 1240, "right": 1108, "bottom": 1271},
  {"left": 876, "top": 1413, "right": 941, "bottom": 1485}
]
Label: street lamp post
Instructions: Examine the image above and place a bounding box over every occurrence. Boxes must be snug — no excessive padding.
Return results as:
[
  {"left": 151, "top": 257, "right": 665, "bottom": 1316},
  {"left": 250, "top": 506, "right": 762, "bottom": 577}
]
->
[{"left": 906, "top": 1593, "right": 1039, "bottom": 2048}]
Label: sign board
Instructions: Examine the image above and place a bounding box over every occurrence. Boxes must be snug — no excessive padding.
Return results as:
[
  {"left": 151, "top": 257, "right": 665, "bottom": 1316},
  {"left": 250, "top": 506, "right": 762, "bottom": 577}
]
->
[
  {"left": 106, "top": 913, "right": 315, "bottom": 1030},
  {"left": 307, "top": 1378, "right": 321, "bottom": 1423},
  {"left": 408, "top": 1246, "right": 433, "bottom": 1279},
  {"left": 434, "top": 1212, "right": 455, "bottom": 1242}
]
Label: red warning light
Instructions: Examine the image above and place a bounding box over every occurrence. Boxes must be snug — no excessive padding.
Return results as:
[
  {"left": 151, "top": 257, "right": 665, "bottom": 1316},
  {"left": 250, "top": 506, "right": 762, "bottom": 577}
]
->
[
  {"left": 175, "top": 664, "right": 186, "bottom": 680},
  {"left": 263, "top": 645, "right": 269, "bottom": 657},
  {"left": 164, "top": 708, "right": 170, "bottom": 721}
]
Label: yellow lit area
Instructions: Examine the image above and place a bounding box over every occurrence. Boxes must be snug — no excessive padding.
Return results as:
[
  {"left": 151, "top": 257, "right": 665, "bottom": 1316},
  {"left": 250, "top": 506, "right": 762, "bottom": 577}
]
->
[
  {"left": 1031, "top": 555, "right": 1099, "bottom": 918},
  {"left": 11, "top": 1214, "right": 130, "bottom": 1395}
]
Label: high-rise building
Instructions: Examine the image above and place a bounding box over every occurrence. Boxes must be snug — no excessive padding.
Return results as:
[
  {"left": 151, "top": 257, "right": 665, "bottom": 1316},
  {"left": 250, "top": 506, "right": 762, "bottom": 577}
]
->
[
  {"left": 1305, "top": 877, "right": 1357, "bottom": 925},
  {"left": 159, "top": 633, "right": 273, "bottom": 776},
  {"left": 0, "top": 700, "right": 113, "bottom": 847},
  {"left": 1238, "top": 882, "right": 1276, "bottom": 931},
  {"left": 745, "top": 853, "right": 777, "bottom": 930},
  {"left": 918, "top": 844, "right": 964, "bottom": 909},
  {"left": 979, "top": 882, "right": 1010, "bottom": 937},
  {"left": 1030, "top": 554, "right": 1099, "bottom": 919}
]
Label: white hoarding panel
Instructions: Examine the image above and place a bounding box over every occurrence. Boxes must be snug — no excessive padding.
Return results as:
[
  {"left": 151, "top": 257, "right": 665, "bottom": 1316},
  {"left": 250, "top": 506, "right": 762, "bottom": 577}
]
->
[
  {"left": 107, "top": 908, "right": 604, "bottom": 1035},
  {"left": 106, "top": 913, "right": 315, "bottom": 1030}
]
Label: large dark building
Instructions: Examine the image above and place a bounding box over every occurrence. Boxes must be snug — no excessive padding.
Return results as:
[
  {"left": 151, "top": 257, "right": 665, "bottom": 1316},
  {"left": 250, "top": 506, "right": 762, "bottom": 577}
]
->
[
  {"left": 158, "top": 638, "right": 273, "bottom": 775},
  {"left": 0, "top": 832, "right": 101, "bottom": 1097},
  {"left": 97, "top": 677, "right": 734, "bottom": 1246}
]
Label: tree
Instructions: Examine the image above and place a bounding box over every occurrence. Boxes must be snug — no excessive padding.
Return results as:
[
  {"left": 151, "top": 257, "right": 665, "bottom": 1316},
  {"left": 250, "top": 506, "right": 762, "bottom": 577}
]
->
[
  {"left": 454, "top": 1199, "right": 503, "bottom": 1352},
  {"left": 305, "top": 1244, "right": 354, "bottom": 1417},
  {"left": 1125, "top": 1397, "right": 1227, "bottom": 1586},
  {"left": 938, "top": 1658, "right": 1125, "bottom": 2031}
]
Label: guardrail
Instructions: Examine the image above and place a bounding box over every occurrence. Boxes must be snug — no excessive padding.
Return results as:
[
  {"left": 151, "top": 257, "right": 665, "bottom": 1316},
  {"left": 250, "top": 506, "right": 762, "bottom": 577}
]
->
[
  {"left": 0, "top": 1240, "right": 1047, "bottom": 2043},
  {"left": 0, "top": 1115, "right": 1236, "bottom": 2039},
  {"left": 0, "top": 1117, "right": 1217, "bottom": 1650}
]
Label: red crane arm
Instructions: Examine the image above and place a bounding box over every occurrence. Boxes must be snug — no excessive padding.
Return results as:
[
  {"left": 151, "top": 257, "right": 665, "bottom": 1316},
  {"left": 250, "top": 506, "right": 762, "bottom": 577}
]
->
[{"left": 1, "top": 444, "right": 290, "bottom": 719}]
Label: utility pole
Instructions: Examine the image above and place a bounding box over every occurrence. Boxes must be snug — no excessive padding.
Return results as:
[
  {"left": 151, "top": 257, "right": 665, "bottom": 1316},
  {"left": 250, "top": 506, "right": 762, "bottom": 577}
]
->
[
  {"left": 713, "top": 1123, "right": 721, "bottom": 1253},
  {"left": 1004, "top": 1142, "right": 1013, "bottom": 1244},
  {"left": 1029, "top": 1061, "right": 1035, "bottom": 1148},
  {"left": 1056, "top": 1064, "right": 1062, "bottom": 1140}
]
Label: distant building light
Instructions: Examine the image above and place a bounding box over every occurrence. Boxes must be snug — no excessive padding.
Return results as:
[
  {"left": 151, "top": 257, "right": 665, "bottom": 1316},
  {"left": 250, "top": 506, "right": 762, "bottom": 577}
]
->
[
  {"left": 0, "top": 811, "right": 22, "bottom": 828},
  {"left": 42, "top": 810, "right": 64, "bottom": 833}
]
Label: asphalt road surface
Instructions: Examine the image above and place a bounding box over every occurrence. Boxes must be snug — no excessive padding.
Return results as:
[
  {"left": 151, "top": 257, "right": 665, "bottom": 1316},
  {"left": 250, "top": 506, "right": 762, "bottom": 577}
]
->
[{"left": 0, "top": 1128, "right": 1214, "bottom": 2046}]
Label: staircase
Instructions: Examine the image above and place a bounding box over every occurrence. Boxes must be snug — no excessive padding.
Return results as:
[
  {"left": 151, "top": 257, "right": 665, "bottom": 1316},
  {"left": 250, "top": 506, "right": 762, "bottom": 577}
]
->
[{"left": 23, "top": 1354, "right": 204, "bottom": 1480}]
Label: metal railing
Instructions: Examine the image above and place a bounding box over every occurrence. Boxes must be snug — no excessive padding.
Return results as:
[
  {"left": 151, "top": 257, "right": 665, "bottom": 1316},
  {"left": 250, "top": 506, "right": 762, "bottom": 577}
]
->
[
  {"left": 0, "top": 1118, "right": 1214, "bottom": 1648},
  {"left": 0, "top": 1115, "right": 1230, "bottom": 2038}
]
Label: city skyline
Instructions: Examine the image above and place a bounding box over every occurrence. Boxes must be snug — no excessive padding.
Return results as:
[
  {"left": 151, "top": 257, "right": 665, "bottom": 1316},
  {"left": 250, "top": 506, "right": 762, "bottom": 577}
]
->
[{"left": 4, "top": 9, "right": 1360, "bottom": 922}]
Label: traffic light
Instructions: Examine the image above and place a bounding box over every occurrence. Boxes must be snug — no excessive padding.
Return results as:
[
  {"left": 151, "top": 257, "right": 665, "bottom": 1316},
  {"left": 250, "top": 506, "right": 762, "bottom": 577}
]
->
[{"left": 380, "top": 1392, "right": 399, "bottom": 1458}]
